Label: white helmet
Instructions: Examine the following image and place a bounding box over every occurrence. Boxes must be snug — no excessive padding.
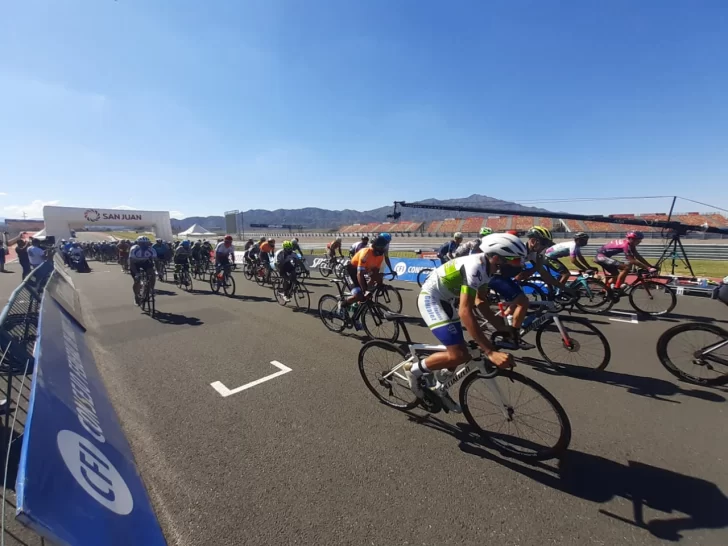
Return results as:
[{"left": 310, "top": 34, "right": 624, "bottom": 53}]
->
[
  {"left": 335, "top": 237, "right": 342, "bottom": 242},
  {"left": 481, "top": 233, "right": 527, "bottom": 259},
  {"left": 453, "top": 232, "right": 463, "bottom": 239}
]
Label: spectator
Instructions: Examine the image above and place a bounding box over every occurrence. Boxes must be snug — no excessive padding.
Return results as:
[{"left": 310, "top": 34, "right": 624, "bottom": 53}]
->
[
  {"left": 0, "top": 241, "right": 5, "bottom": 273},
  {"left": 27, "top": 238, "right": 45, "bottom": 270},
  {"left": 15, "top": 237, "right": 31, "bottom": 278}
]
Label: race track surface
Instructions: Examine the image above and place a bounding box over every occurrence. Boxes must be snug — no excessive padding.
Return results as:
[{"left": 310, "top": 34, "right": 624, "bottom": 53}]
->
[{"left": 24, "top": 262, "right": 728, "bottom": 544}]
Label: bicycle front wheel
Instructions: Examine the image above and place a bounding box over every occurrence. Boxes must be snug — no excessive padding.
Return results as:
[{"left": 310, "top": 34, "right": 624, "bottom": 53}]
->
[
  {"left": 209, "top": 274, "right": 221, "bottom": 294},
  {"left": 293, "top": 282, "right": 310, "bottom": 311},
  {"left": 573, "top": 278, "right": 614, "bottom": 314},
  {"left": 417, "top": 268, "right": 432, "bottom": 287},
  {"left": 319, "top": 261, "right": 333, "bottom": 278},
  {"left": 243, "top": 264, "right": 253, "bottom": 281},
  {"left": 273, "top": 278, "right": 288, "bottom": 306},
  {"left": 361, "top": 303, "right": 400, "bottom": 342},
  {"left": 656, "top": 323, "right": 728, "bottom": 385},
  {"left": 318, "top": 294, "right": 346, "bottom": 333},
  {"left": 629, "top": 281, "right": 677, "bottom": 316},
  {"left": 358, "top": 340, "right": 419, "bottom": 410},
  {"left": 184, "top": 273, "right": 193, "bottom": 292},
  {"left": 223, "top": 274, "right": 236, "bottom": 296},
  {"left": 460, "top": 370, "right": 571, "bottom": 461},
  {"left": 535, "top": 316, "right": 611, "bottom": 375},
  {"left": 374, "top": 285, "right": 403, "bottom": 313}
]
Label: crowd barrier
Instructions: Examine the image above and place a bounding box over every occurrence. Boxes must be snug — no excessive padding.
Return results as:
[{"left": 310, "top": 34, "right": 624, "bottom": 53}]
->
[{"left": 5, "top": 258, "right": 166, "bottom": 545}]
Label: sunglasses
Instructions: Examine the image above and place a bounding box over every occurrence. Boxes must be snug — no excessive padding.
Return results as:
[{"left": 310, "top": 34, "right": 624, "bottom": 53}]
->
[{"left": 501, "top": 256, "right": 523, "bottom": 265}]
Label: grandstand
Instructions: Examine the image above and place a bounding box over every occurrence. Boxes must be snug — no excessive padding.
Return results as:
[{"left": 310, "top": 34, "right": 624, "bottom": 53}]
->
[{"left": 336, "top": 211, "right": 728, "bottom": 236}]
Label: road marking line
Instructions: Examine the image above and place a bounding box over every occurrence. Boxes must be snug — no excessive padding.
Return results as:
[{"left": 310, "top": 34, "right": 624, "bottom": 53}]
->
[{"left": 210, "top": 360, "right": 292, "bottom": 397}]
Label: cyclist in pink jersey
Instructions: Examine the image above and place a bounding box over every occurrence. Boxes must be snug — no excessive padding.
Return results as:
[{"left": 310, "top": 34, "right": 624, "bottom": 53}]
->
[{"left": 594, "top": 231, "right": 655, "bottom": 290}]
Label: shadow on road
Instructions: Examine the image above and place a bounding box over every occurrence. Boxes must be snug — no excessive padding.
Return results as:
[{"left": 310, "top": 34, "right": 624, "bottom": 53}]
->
[
  {"left": 517, "top": 356, "right": 726, "bottom": 403},
  {"left": 154, "top": 289, "right": 177, "bottom": 297},
  {"left": 409, "top": 414, "right": 728, "bottom": 542},
  {"left": 152, "top": 311, "right": 203, "bottom": 326},
  {"left": 645, "top": 313, "right": 728, "bottom": 325}
]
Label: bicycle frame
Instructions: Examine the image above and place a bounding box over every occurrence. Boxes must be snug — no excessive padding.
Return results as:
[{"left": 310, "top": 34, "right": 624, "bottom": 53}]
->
[{"left": 699, "top": 338, "right": 728, "bottom": 364}]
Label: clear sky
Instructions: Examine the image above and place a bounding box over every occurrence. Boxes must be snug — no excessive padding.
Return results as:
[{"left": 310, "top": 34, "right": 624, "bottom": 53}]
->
[{"left": 1, "top": 0, "right": 726, "bottom": 219}]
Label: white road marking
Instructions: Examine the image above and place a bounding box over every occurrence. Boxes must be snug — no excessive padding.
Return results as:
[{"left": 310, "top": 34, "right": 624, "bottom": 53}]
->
[
  {"left": 608, "top": 310, "right": 639, "bottom": 324},
  {"left": 210, "top": 360, "right": 292, "bottom": 397}
]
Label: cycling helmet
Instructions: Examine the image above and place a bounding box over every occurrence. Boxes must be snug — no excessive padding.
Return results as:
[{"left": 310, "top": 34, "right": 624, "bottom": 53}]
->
[
  {"left": 291, "top": 237, "right": 298, "bottom": 244},
  {"left": 181, "top": 240, "right": 191, "bottom": 248},
  {"left": 453, "top": 232, "right": 463, "bottom": 240},
  {"left": 259, "top": 236, "right": 266, "bottom": 242},
  {"left": 136, "top": 236, "right": 151, "bottom": 244},
  {"left": 335, "top": 237, "right": 342, "bottom": 243},
  {"left": 526, "top": 226, "right": 552, "bottom": 242},
  {"left": 574, "top": 232, "right": 589, "bottom": 241},
  {"left": 481, "top": 233, "right": 528, "bottom": 259},
  {"left": 479, "top": 227, "right": 493, "bottom": 237},
  {"left": 379, "top": 232, "right": 392, "bottom": 243},
  {"left": 247, "top": 238, "right": 254, "bottom": 244},
  {"left": 361, "top": 236, "right": 370, "bottom": 242},
  {"left": 282, "top": 240, "right": 293, "bottom": 250},
  {"left": 626, "top": 230, "right": 644, "bottom": 240},
  {"left": 224, "top": 235, "right": 233, "bottom": 242},
  {"left": 372, "top": 235, "right": 388, "bottom": 248},
  {"left": 156, "top": 238, "right": 162, "bottom": 243},
  {"left": 268, "top": 238, "right": 275, "bottom": 244}
]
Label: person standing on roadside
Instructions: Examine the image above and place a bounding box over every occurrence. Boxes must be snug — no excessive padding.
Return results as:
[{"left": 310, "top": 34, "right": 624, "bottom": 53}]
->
[
  {"left": 27, "top": 238, "right": 45, "bottom": 272},
  {"left": 15, "top": 236, "right": 31, "bottom": 278}
]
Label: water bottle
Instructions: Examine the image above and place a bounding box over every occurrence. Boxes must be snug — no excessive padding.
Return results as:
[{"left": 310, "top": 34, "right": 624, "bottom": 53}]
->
[
  {"left": 522, "top": 314, "right": 536, "bottom": 329},
  {"left": 351, "top": 302, "right": 360, "bottom": 313}
]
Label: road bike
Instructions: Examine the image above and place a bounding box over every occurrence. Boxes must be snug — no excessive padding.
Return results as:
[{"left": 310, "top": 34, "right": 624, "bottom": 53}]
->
[
  {"left": 358, "top": 313, "right": 571, "bottom": 461},
  {"left": 175, "top": 264, "right": 194, "bottom": 292},
  {"left": 604, "top": 268, "right": 677, "bottom": 316},
  {"left": 416, "top": 257, "right": 441, "bottom": 287},
  {"left": 210, "top": 264, "right": 236, "bottom": 296},
  {"left": 318, "top": 256, "right": 343, "bottom": 278},
  {"left": 273, "top": 273, "right": 311, "bottom": 311},
  {"left": 155, "top": 259, "right": 168, "bottom": 283},
  {"left": 254, "top": 259, "right": 278, "bottom": 287},
  {"left": 352, "top": 272, "right": 403, "bottom": 313},
  {"left": 135, "top": 268, "right": 156, "bottom": 317},
  {"left": 523, "top": 272, "right": 613, "bottom": 315},
  {"left": 318, "top": 280, "right": 399, "bottom": 341},
  {"left": 656, "top": 322, "right": 728, "bottom": 385}
]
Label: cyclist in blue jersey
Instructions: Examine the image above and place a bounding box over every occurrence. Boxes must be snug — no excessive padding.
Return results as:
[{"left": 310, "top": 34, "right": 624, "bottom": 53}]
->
[{"left": 437, "top": 232, "right": 463, "bottom": 264}]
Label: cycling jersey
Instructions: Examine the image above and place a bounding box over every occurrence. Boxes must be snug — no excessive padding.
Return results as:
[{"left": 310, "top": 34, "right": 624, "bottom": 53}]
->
[
  {"left": 438, "top": 240, "right": 459, "bottom": 259},
  {"left": 152, "top": 244, "right": 168, "bottom": 258},
  {"left": 421, "top": 254, "right": 492, "bottom": 301},
  {"left": 215, "top": 241, "right": 235, "bottom": 257},
  {"left": 349, "top": 241, "right": 367, "bottom": 255},
  {"left": 275, "top": 249, "right": 299, "bottom": 266},
  {"left": 351, "top": 248, "right": 384, "bottom": 272},
  {"left": 129, "top": 245, "right": 157, "bottom": 261},
  {"left": 454, "top": 239, "right": 481, "bottom": 258},
  {"left": 260, "top": 242, "right": 273, "bottom": 254},
  {"left": 545, "top": 241, "right": 582, "bottom": 260},
  {"left": 596, "top": 239, "right": 635, "bottom": 258},
  {"left": 174, "top": 246, "right": 191, "bottom": 263}
]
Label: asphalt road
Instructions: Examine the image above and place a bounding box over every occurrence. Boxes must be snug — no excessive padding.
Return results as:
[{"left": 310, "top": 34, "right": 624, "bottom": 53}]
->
[{"left": 3, "top": 259, "right": 728, "bottom": 545}]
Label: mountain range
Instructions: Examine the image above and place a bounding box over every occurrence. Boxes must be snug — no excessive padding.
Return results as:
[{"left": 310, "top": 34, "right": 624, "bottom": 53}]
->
[{"left": 172, "top": 194, "right": 550, "bottom": 231}]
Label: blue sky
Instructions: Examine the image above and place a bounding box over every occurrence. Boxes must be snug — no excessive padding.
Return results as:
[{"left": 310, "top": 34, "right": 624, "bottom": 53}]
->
[{"left": 1, "top": 0, "right": 726, "bottom": 219}]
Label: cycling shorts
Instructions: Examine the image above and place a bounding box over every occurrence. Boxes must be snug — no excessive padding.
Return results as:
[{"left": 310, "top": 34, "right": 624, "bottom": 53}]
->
[
  {"left": 417, "top": 293, "right": 464, "bottom": 346},
  {"left": 594, "top": 254, "right": 622, "bottom": 275},
  {"left": 130, "top": 260, "right": 154, "bottom": 275},
  {"left": 487, "top": 275, "right": 523, "bottom": 302},
  {"left": 345, "top": 264, "right": 363, "bottom": 296},
  {"left": 546, "top": 257, "right": 569, "bottom": 275}
]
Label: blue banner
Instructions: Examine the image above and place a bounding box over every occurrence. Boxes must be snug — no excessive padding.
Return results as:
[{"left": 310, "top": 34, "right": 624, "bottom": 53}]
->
[
  {"left": 16, "top": 293, "right": 166, "bottom": 546},
  {"left": 386, "top": 258, "right": 439, "bottom": 283}
]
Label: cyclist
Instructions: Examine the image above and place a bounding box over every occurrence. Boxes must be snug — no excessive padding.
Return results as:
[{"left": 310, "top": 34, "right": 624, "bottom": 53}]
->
[
  {"left": 152, "top": 238, "right": 168, "bottom": 278},
  {"left": 454, "top": 227, "right": 493, "bottom": 257},
  {"left": 215, "top": 235, "right": 236, "bottom": 276},
  {"left": 409, "top": 233, "right": 526, "bottom": 410},
  {"left": 259, "top": 238, "right": 275, "bottom": 276},
  {"left": 275, "top": 241, "right": 302, "bottom": 302},
  {"left": 290, "top": 237, "right": 303, "bottom": 255},
  {"left": 349, "top": 236, "right": 369, "bottom": 257},
  {"left": 326, "top": 236, "right": 344, "bottom": 270},
  {"left": 437, "top": 232, "right": 463, "bottom": 264},
  {"left": 129, "top": 236, "right": 157, "bottom": 304},
  {"left": 117, "top": 239, "right": 131, "bottom": 269},
  {"left": 377, "top": 232, "right": 396, "bottom": 277},
  {"left": 516, "top": 226, "right": 568, "bottom": 293},
  {"left": 544, "top": 232, "right": 593, "bottom": 285},
  {"left": 338, "top": 235, "right": 388, "bottom": 317},
  {"left": 173, "top": 240, "right": 192, "bottom": 284},
  {"left": 595, "top": 231, "right": 656, "bottom": 291},
  {"left": 247, "top": 237, "right": 265, "bottom": 265}
]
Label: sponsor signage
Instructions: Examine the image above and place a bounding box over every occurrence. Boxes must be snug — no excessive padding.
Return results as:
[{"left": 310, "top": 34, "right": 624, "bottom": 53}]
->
[
  {"left": 303, "top": 256, "right": 434, "bottom": 283},
  {"left": 83, "top": 209, "right": 144, "bottom": 223},
  {"left": 16, "top": 294, "right": 166, "bottom": 545}
]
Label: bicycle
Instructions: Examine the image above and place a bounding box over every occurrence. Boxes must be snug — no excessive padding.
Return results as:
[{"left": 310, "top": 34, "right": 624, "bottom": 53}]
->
[
  {"left": 134, "top": 268, "right": 156, "bottom": 317},
  {"left": 416, "top": 257, "right": 441, "bottom": 287},
  {"left": 155, "top": 259, "right": 168, "bottom": 283},
  {"left": 350, "top": 272, "right": 404, "bottom": 313},
  {"left": 656, "top": 322, "right": 728, "bottom": 385},
  {"left": 318, "top": 256, "right": 342, "bottom": 278},
  {"left": 358, "top": 313, "right": 571, "bottom": 461},
  {"left": 254, "top": 259, "right": 278, "bottom": 287},
  {"left": 604, "top": 268, "right": 677, "bottom": 316},
  {"left": 242, "top": 259, "right": 257, "bottom": 281},
  {"left": 318, "top": 280, "right": 399, "bottom": 341},
  {"left": 522, "top": 272, "right": 613, "bottom": 315},
  {"left": 175, "top": 264, "right": 194, "bottom": 292},
  {"left": 209, "top": 263, "right": 236, "bottom": 296},
  {"left": 273, "top": 272, "right": 311, "bottom": 311}
]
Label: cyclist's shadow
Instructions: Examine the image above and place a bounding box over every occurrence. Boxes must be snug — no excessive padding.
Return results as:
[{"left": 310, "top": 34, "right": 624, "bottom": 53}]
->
[{"left": 407, "top": 414, "right": 728, "bottom": 541}]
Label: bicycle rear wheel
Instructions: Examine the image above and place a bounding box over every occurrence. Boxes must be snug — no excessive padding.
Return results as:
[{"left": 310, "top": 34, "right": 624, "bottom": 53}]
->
[
  {"left": 319, "top": 261, "right": 333, "bottom": 278},
  {"left": 209, "top": 273, "right": 221, "bottom": 294},
  {"left": 656, "top": 323, "right": 728, "bottom": 385},
  {"left": 460, "top": 370, "right": 571, "bottom": 461},
  {"left": 629, "top": 281, "right": 676, "bottom": 316},
  {"left": 318, "top": 295, "right": 346, "bottom": 333},
  {"left": 535, "top": 316, "right": 610, "bottom": 375},
  {"left": 361, "top": 303, "right": 400, "bottom": 342},
  {"left": 358, "top": 340, "right": 419, "bottom": 410},
  {"left": 374, "top": 285, "right": 403, "bottom": 313},
  {"left": 183, "top": 272, "right": 193, "bottom": 292},
  {"left": 573, "top": 278, "right": 613, "bottom": 314},
  {"left": 243, "top": 264, "right": 254, "bottom": 281}
]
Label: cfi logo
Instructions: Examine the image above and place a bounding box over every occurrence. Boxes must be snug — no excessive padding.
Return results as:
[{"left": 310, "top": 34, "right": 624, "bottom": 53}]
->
[
  {"left": 394, "top": 262, "right": 407, "bottom": 276},
  {"left": 84, "top": 209, "right": 101, "bottom": 222}
]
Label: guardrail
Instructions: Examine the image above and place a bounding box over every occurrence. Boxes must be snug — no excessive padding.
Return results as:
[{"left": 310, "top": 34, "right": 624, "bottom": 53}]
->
[{"left": 0, "top": 257, "right": 166, "bottom": 545}]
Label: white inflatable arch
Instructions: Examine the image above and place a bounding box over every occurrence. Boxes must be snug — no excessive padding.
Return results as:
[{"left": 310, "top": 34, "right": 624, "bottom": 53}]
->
[{"left": 43, "top": 206, "right": 173, "bottom": 241}]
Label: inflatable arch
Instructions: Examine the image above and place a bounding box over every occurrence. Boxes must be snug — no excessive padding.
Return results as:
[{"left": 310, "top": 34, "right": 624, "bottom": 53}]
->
[{"left": 43, "top": 206, "right": 173, "bottom": 241}]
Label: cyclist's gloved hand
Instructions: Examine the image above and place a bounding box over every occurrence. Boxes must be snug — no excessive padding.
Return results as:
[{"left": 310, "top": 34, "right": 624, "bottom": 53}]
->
[
  {"left": 648, "top": 267, "right": 658, "bottom": 274},
  {"left": 487, "top": 350, "right": 515, "bottom": 370}
]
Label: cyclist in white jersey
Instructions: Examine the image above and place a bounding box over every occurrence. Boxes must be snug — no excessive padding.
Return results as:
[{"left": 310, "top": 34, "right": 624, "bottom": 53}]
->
[
  {"left": 411, "top": 233, "right": 527, "bottom": 410},
  {"left": 128, "top": 236, "right": 157, "bottom": 304},
  {"left": 544, "top": 232, "right": 592, "bottom": 284}
]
